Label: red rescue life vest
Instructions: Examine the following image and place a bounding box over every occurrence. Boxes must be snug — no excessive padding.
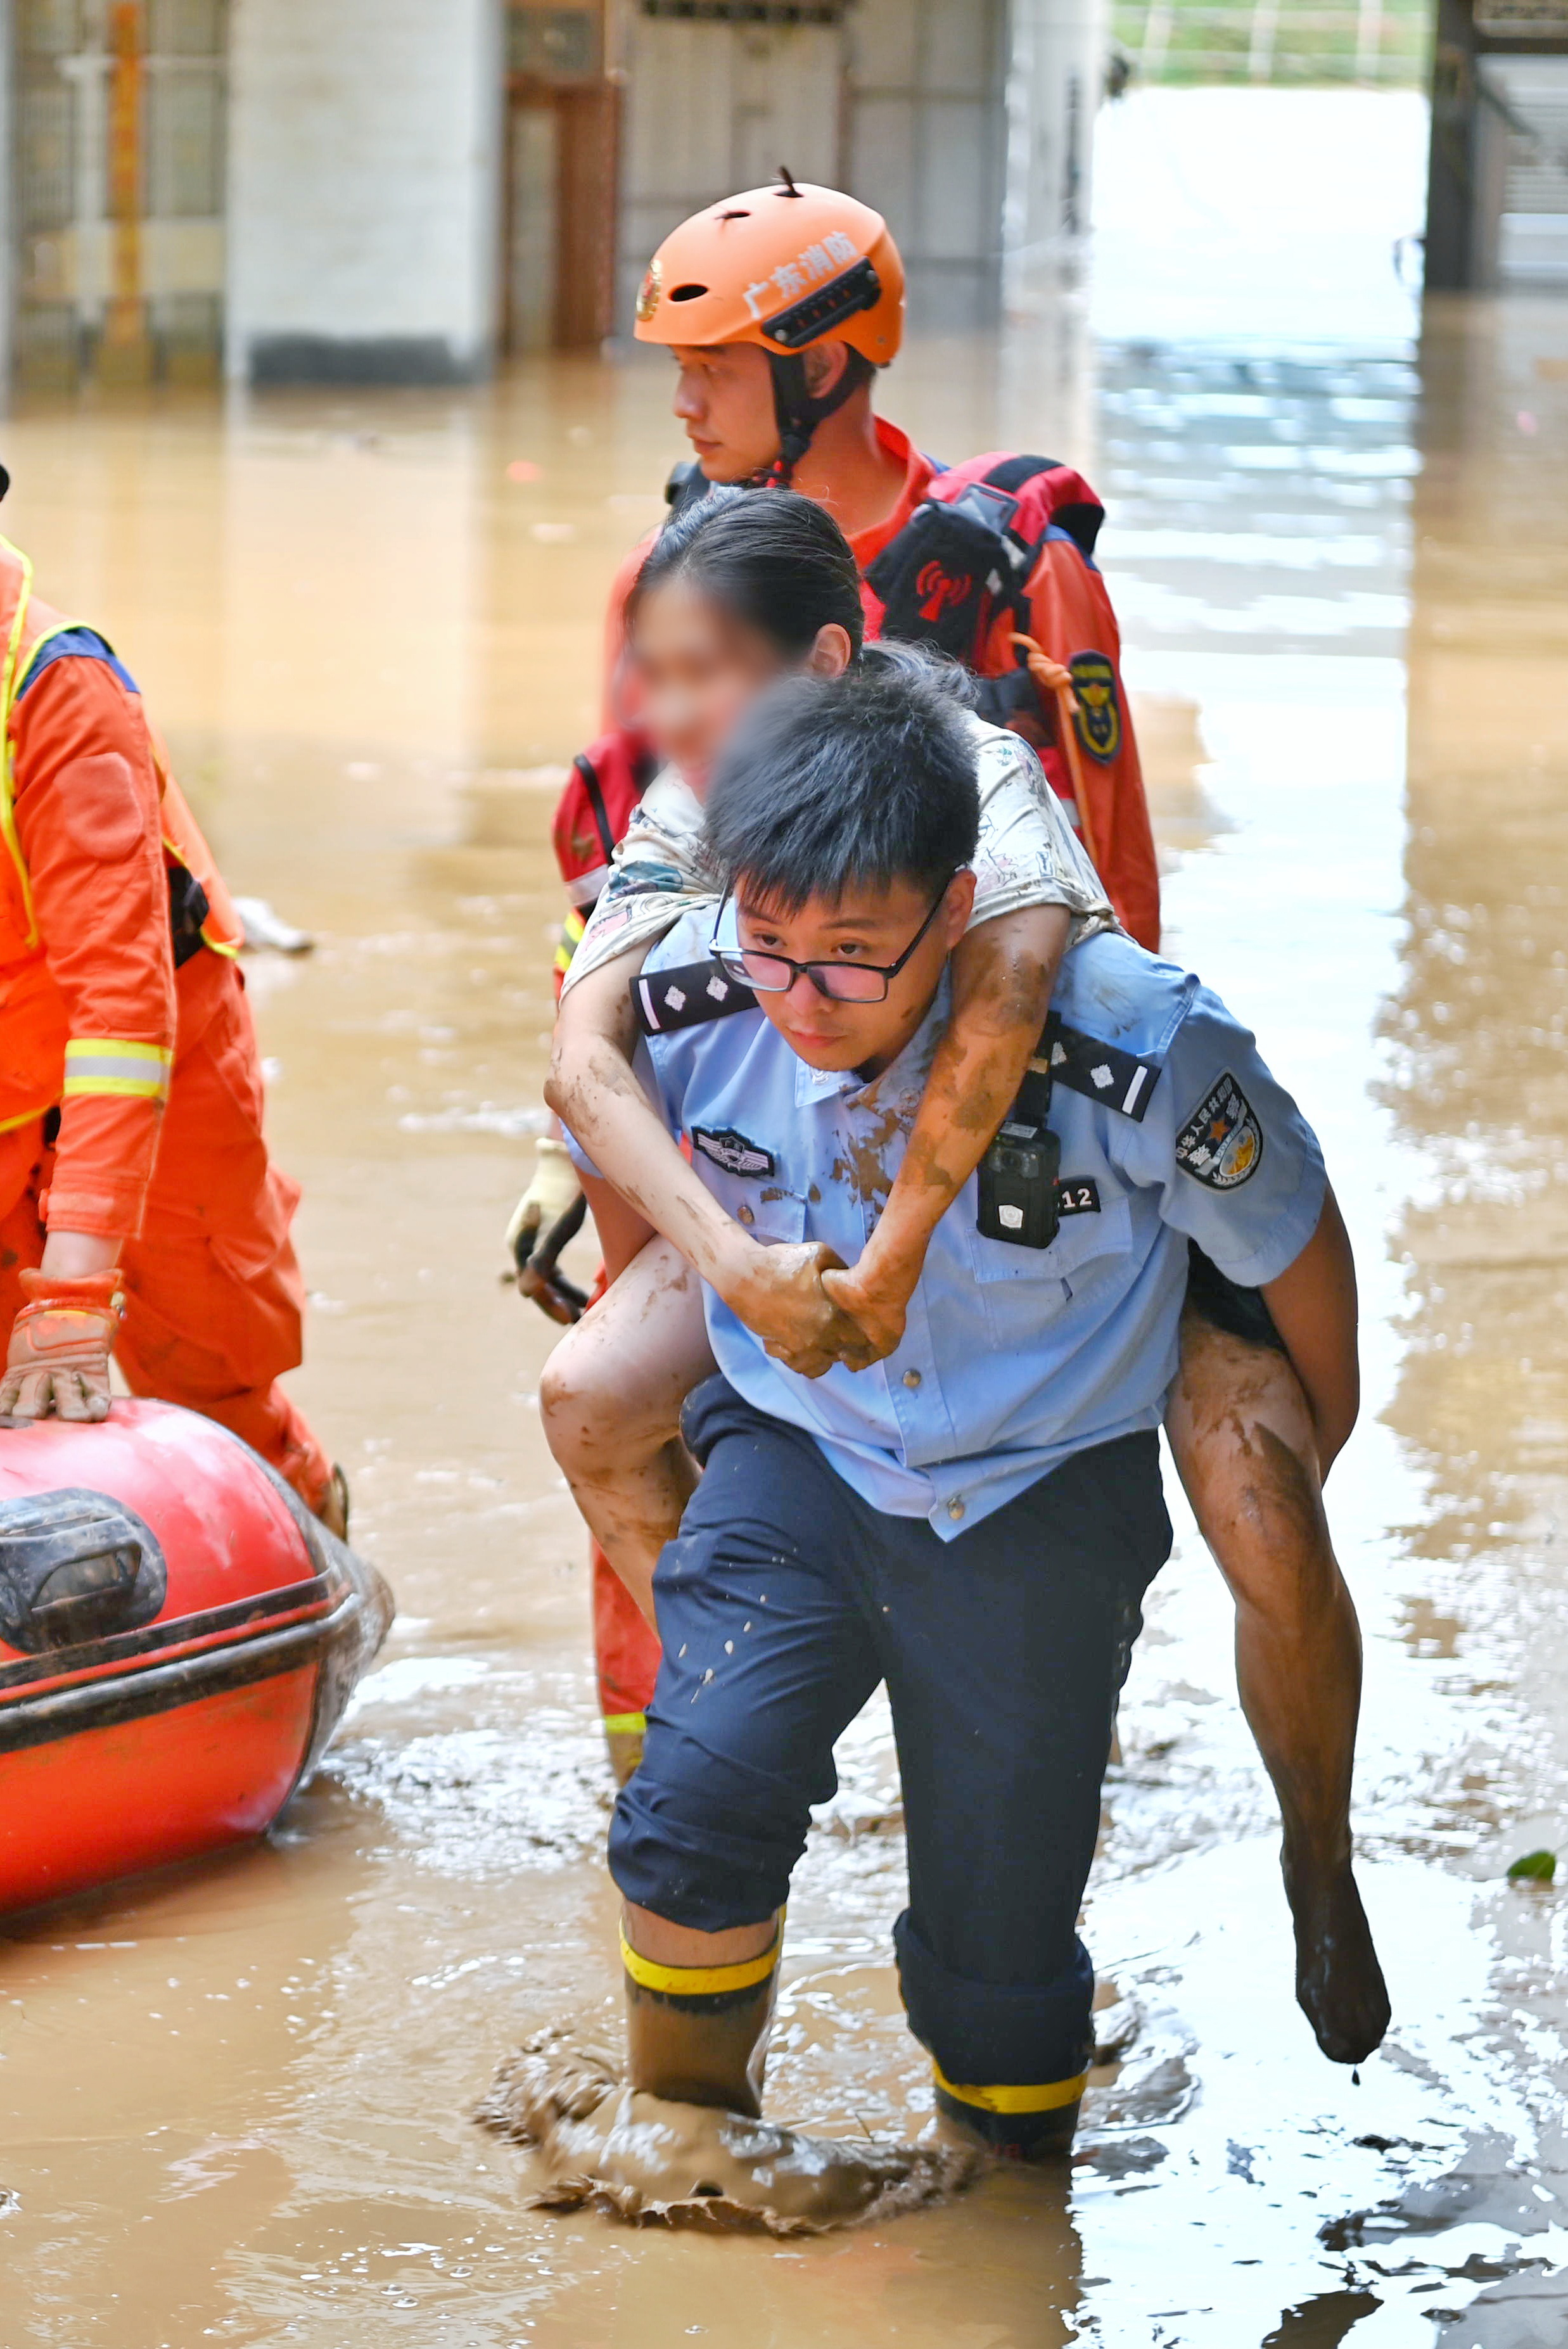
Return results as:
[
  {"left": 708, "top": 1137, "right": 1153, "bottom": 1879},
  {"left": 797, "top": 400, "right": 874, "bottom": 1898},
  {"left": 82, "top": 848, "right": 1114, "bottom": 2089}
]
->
[
  {"left": 550, "top": 729, "right": 656, "bottom": 989},
  {"left": 862, "top": 452, "right": 1107, "bottom": 729}
]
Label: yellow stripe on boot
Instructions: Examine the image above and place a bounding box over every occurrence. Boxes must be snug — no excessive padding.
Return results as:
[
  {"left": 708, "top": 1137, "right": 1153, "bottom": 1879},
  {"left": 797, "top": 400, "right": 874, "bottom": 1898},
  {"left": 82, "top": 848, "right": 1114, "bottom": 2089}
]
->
[
  {"left": 620, "top": 1927, "right": 782, "bottom": 2001},
  {"left": 603, "top": 1712, "right": 647, "bottom": 1789},
  {"left": 931, "top": 2061, "right": 1089, "bottom": 2115}
]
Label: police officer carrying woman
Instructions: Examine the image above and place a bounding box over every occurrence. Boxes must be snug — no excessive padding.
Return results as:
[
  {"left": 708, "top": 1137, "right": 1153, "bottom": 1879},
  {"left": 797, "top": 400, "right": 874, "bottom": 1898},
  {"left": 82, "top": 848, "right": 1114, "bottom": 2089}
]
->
[
  {"left": 525, "top": 651, "right": 1378, "bottom": 2219},
  {"left": 532, "top": 188, "right": 1389, "bottom": 2077}
]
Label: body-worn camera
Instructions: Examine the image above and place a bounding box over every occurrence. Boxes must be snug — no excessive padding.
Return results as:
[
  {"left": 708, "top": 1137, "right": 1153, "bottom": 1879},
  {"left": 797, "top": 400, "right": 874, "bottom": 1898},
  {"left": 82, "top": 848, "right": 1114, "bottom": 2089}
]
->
[
  {"left": 977, "top": 1043, "right": 1061, "bottom": 1249},
  {"left": 976, "top": 1117, "right": 1061, "bottom": 1250}
]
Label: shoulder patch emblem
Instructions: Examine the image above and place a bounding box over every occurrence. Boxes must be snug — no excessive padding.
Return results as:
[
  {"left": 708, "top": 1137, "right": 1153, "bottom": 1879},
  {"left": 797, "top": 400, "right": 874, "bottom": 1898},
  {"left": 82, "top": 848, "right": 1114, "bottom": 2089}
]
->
[
  {"left": 1175, "top": 1073, "right": 1264, "bottom": 1190},
  {"left": 692, "top": 1126, "right": 775, "bottom": 1180},
  {"left": 1068, "top": 650, "right": 1121, "bottom": 765}
]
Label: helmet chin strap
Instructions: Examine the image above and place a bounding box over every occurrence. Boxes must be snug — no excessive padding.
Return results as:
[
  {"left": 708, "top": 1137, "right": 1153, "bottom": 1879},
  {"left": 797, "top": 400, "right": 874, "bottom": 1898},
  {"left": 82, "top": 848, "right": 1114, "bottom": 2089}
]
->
[{"left": 753, "top": 350, "right": 873, "bottom": 488}]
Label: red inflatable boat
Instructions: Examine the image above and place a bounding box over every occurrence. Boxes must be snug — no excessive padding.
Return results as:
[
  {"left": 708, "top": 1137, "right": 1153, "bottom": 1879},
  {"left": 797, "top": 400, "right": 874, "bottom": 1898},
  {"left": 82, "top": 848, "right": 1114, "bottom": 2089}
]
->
[{"left": 0, "top": 1399, "right": 393, "bottom": 1916}]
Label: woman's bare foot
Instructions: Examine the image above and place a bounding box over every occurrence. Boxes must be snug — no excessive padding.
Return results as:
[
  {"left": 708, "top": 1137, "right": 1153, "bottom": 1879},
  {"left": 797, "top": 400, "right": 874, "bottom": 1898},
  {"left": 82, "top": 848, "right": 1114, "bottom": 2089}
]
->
[
  {"left": 1283, "top": 1849, "right": 1391, "bottom": 2064},
  {"left": 477, "top": 2032, "right": 981, "bottom": 2234}
]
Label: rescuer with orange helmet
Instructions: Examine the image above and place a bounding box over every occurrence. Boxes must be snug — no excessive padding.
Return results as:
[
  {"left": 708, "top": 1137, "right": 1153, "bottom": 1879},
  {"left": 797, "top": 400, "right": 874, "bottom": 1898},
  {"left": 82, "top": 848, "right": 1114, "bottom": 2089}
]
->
[
  {"left": 634, "top": 177, "right": 905, "bottom": 491},
  {"left": 0, "top": 506, "right": 343, "bottom": 1531},
  {"left": 618, "top": 175, "right": 1159, "bottom": 946}
]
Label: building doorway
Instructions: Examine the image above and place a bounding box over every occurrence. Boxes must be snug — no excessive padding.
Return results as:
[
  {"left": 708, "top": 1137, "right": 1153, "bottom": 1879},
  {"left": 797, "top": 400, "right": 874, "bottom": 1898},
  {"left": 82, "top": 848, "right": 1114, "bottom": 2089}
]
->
[{"left": 504, "top": 3, "right": 620, "bottom": 352}]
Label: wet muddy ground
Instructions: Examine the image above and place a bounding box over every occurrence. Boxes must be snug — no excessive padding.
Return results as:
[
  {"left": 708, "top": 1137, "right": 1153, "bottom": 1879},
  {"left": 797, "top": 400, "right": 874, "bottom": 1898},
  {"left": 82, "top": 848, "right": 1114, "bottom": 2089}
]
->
[{"left": 3, "top": 88, "right": 1568, "bottom": 2349}]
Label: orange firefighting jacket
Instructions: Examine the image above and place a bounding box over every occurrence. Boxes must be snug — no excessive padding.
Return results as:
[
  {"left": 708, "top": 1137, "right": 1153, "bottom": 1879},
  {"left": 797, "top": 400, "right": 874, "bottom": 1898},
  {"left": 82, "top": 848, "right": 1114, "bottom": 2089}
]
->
[{"left": 0, "top": 536, "right": 243, "bottom": 1237}]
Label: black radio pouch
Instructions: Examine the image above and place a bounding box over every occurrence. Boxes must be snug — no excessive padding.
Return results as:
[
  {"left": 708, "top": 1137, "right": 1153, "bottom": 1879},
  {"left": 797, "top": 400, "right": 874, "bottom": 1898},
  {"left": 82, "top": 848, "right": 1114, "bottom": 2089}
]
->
[
  {"left": 865, "top": 480, "right": 1024, "bottom": 662},
  {"left": 167, "top": 865, "right": 211, "bottom": 969},
  {"left": 976, "top": 1058, "right": 1060, "bottom": 1250}
]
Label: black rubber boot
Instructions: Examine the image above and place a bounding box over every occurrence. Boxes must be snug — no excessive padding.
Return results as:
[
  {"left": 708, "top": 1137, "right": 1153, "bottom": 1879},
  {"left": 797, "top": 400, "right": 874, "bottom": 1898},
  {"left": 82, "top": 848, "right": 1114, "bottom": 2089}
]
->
[{"left": 933, "top": 2087, "right": 1082, "bottom": 2162}]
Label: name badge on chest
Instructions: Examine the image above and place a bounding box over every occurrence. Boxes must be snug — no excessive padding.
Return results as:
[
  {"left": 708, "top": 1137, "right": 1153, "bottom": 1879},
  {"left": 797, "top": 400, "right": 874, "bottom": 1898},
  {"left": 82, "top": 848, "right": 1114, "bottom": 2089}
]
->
[{"left": 692, "top": 1126, "right": 776, "bottom": 1180}]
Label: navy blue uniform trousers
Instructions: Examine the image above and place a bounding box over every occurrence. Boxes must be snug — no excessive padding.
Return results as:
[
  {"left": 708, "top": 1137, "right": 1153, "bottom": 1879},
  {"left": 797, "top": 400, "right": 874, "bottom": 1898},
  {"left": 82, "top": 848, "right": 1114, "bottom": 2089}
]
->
[{"left": 609, "top": 1377, "right": 1172, "bottom": 2098}]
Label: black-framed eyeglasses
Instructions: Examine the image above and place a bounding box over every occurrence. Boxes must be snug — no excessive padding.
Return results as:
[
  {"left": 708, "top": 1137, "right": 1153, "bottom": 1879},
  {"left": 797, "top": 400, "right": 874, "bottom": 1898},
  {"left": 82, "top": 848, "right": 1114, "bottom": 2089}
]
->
[{"left": 710, "top": 874, "right": 959, "bottom": 1005}]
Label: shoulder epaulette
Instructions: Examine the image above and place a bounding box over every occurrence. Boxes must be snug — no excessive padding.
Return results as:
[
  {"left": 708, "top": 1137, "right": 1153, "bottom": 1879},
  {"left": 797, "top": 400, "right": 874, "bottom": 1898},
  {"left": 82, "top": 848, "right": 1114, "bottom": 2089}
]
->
[
  {"left": 632, "top": 963, "right": 1162, "bottom": 1116},
  {"left": 1036, "top": 1012, "right": 1162, "bottom": 1121},
  {"left": 633, "top": 958, "right": 758, "bottom": 1036}
]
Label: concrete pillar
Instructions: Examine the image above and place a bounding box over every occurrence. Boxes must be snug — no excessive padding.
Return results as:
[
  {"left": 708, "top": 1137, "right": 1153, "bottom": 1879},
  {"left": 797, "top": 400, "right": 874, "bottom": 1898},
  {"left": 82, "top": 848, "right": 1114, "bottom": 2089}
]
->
[
  {"left": 846, "top": 0, "right": 1011, "bottom": 331},
  {"left": 1425, "top": 0, "right": 1484, "bottom": 290},
  {"left": 227, "top": 0, "right": 505, "bottom": 385},
  {"left": 1422, "top": 0, "right": 1522, "bottom": 293},
  {"left": 1003, "top": 0, "right": 1104, "bottom": 314}
]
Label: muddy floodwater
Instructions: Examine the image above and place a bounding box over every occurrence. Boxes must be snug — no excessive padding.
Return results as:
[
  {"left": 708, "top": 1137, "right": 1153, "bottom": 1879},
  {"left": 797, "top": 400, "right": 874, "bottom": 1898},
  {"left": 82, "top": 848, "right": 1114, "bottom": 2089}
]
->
[{"left": 4, "top": 89, "right": 1568, "bottom": 2349}]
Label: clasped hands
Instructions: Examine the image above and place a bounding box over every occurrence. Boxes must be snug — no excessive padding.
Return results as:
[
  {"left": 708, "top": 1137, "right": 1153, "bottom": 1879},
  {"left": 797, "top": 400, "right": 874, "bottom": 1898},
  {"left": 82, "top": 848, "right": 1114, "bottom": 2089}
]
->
[{"left": 714, "top": 1234, "right": 913, "bottom": 1380}]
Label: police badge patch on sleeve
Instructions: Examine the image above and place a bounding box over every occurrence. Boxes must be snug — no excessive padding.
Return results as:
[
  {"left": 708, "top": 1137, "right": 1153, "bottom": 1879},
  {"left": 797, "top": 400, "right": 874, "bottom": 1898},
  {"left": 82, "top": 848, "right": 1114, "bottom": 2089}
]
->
[
  {"left": 1175, "top": 1074, "right": 1264, "bottom": 1189},
  {"left": 692, "top": 1128, "right": 776, "bottom": 1180},
  {"left": 1068, "top": 650, "right": 1122, "bottom": 764}
]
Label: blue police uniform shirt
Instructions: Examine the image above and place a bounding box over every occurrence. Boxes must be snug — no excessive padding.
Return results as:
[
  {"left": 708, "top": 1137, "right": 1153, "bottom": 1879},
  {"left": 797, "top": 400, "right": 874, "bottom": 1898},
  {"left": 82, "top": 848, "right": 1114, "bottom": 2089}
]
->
[{"left": 598, "top": 912, "right": 1327, "bottom": 1541}]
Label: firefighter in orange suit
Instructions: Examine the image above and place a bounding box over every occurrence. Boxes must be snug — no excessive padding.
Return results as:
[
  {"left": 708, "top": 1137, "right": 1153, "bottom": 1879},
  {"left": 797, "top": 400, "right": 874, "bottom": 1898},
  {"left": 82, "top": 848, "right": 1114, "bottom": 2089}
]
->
[{"left": 0, "top": 514, "right": 343, "bottom": 1531}]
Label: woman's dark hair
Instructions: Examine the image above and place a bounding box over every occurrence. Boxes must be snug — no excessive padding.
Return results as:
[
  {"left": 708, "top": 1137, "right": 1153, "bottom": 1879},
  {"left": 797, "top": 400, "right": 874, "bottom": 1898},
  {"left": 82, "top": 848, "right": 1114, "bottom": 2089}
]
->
[{"left": 626, "top": 485, "right": 866, "bottom": 661}]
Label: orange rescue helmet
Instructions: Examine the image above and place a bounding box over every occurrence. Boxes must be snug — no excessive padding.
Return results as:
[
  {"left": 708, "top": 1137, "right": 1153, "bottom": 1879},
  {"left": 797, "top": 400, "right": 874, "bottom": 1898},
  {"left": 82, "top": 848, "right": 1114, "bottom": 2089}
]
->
[{"left": 634, "top": 177, "right": 903, "bottom": 368}]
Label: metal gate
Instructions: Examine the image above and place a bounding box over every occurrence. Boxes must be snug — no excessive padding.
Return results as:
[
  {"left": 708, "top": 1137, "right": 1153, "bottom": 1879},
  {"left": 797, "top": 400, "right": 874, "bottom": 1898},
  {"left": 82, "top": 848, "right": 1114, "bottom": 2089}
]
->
[
  {"left": 1485, "top": 55, "right": 1568, "bottom": 281},
  {"left": 13, "top": 0, "right": 227, "bottom": 390}
]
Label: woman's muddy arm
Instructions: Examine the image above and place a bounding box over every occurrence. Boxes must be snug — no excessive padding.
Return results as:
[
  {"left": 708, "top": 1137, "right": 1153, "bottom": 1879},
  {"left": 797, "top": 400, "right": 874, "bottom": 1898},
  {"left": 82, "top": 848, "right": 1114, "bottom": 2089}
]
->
[
  {"left": 547, "top": 951, "right": 751, "bottom": 1287},
  {"left": 547, "top": 950, "right": 865, "bottom": 1373},
  {"left": 824, "top": 905, "right": 1070, "bottom": 1357},
  {"left": 1258, "top": 1184, "right": 1360, "bottom": 1477},
  {"left": 578, "top": 1163, "right": 656, "bottom": 1286}
]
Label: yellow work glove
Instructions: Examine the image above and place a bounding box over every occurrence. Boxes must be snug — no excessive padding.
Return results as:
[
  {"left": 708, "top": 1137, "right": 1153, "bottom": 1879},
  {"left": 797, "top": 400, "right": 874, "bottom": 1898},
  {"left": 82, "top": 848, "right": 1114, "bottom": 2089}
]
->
[
  {"left": 505, "top": 1137, "right": 589, "bottom": 1325},
  {"left": 0, "top": 1268, "right": 124, "bottom": 1424}
]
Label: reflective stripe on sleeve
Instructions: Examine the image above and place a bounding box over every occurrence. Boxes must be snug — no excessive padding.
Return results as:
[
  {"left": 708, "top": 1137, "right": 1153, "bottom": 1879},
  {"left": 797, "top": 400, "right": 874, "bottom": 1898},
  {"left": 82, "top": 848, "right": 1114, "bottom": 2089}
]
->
[
  {"left": 554, "top": 906, "right": 587, "bottom": 981},
  {"left": 61, "top": 1038, "right": 174, "bottom": 1100},
  {"left": 931, "top": 2061, "right": 1088, "bottom": 2115},
  {"left": 620, "top": 1928, "right": 781, "bottom": 2000}
]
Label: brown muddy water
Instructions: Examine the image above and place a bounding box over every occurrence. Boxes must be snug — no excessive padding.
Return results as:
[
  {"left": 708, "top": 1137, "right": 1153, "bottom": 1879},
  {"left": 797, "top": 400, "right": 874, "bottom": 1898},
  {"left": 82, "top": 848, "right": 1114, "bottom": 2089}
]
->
[{"left": 4, "top": 92, "right": 1568, "bottom": 2349}]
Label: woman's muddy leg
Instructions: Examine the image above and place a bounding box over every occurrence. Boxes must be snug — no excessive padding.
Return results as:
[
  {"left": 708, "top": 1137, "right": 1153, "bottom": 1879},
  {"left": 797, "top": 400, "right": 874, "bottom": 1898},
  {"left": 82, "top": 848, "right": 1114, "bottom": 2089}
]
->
[
  {"left": 539, "top": 1236, "right": 716, "bottom": 1624},
  {"left": 1165, "top": 1307, "right": 1389, "bottom": 2064}
]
